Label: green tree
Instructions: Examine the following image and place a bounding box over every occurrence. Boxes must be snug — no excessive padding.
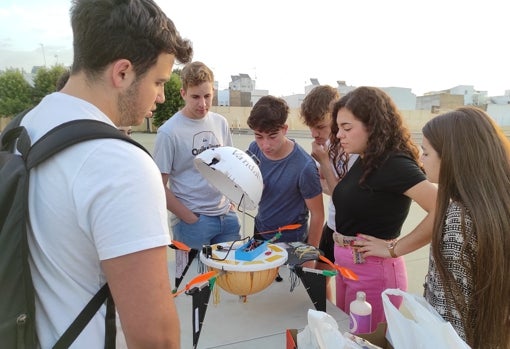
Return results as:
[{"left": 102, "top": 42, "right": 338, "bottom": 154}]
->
[
  {"left": 32, "top": 65, "right": 68, "bottom": 104},
  {"left": 152, "top": 69, "right": 184, "bottom": 127},
  {"left": 0, "top": 69, "right": 33, "bottom": 117}
]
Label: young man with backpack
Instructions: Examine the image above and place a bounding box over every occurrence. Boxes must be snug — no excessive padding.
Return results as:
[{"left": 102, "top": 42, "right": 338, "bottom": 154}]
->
[{"left": 1, "top": 0, "right": 193, "bottom": 348}]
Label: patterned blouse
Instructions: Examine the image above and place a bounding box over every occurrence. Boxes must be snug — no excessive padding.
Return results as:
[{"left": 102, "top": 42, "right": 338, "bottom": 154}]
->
[{"left": 424, "top": 201, "right": 477, "bottom": 342}]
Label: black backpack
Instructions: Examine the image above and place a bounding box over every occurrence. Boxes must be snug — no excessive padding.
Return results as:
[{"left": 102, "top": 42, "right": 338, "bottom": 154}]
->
[{"left": 0, "top": 110, "right": 150, "bottom": 349}]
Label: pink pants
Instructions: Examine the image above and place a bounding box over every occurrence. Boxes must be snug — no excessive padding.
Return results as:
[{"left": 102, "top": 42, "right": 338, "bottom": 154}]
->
[{"left": 334, "top": 245, "right": 407, "bottom": 331}]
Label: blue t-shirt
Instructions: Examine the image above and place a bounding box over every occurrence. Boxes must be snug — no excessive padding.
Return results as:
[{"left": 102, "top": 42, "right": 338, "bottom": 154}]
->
[{"left": 248, "top": 140, "right": 322, "bottom": 242}]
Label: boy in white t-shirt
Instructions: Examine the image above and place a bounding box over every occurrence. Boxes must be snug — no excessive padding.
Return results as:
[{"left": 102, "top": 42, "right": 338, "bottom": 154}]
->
[
  {"left": 154, "top": 62, "right": 240, "bottom": 251},
  {"left": 21, "top": 1, "right": 193, "bottom": 347}
]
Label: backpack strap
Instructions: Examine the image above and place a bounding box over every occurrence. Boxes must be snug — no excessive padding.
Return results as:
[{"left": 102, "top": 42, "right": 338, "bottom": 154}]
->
[
  {"left": 0, "top": 109, "right": 32, "bottom": 153},
  {"left": 52, "top": 284, "right": 116, "bottom": 349},
  {"left": 21, "top": 119, "right": 149, "bottom": 348},
  {"left": 2, "top": 108, "right": 31, "bottom": 134},
  {"left": 104, "top": 289, "right": 117, "bottom": 349},
  {"left": 26, "top": 119, "right": 150, "bottom": 169}
]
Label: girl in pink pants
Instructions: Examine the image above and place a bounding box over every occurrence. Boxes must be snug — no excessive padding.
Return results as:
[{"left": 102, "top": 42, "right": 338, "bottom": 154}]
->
[{"left": 335, "top": 245, "right": 407, "bottom": 330}]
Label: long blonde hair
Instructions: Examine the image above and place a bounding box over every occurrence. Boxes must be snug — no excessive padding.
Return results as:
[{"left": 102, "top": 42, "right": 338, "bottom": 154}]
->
[{"left": 422, "top": 106, "right": 510, "bottom": 348}]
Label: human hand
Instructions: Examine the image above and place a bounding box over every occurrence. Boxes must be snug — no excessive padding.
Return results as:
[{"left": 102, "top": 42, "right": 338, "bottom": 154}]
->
[
  {"left": 355, "top": 234, "right": 393, "bottom": 258},
  {"left": 183, "top": 213, "right": 200, "bottom": 225},
  {"left": 311, "top": 141, "right": 329, "bottom": 164}
]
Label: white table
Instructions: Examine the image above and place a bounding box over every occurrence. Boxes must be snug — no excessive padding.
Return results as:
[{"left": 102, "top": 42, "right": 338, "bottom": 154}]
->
[{"left": 172, "top": 262, "right": 350, "bottom": 349}]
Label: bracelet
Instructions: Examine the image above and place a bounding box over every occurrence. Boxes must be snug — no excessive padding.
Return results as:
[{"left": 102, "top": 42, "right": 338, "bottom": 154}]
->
[{"left": 387, "top": 240, "right": 398, "bottom": 258}]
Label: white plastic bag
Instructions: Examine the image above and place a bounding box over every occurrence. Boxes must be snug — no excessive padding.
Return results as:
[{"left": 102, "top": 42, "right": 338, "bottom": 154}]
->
[
  {"left": 297, "top": 309, "right": 361, "bottom": 349},
  {"left": 382, "top": 288, "right": 471, "bottom": 349}
]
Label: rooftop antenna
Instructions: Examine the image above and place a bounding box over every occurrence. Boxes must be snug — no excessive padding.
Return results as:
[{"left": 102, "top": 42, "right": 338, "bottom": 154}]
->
[{"left": 39, "top": 43, "right": 47, "bottom": 66}]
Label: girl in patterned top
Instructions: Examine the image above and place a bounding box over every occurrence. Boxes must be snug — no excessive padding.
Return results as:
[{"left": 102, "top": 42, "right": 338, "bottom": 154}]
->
[{"left": 421, "top": 106, "right": 510, "bottom": 348}]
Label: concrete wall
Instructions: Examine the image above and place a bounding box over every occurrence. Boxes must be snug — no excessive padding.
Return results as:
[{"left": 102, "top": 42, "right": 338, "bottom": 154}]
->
[
  {"left": 416, "top": 93, "right": 465, "bottom": 111},
  {"left": 4, "top": 107, "right": 509, "bottom": 139},
  {"left": 487, "top": 104, "right": 510, "bottom": 126},
  {"left": 203, "top": 107, "right": 437, "bottom": 133},
  {"left": 0, "top": 107, "right": 436, "bottom": 134},
  {"left": 129, "top": 107, "right": 436, "bottom": 134}
]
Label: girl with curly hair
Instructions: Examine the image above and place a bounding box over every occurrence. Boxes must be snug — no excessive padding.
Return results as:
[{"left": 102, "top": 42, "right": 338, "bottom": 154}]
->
[{"left": 329, "top": 86, "right": 437, "bottom": 329}]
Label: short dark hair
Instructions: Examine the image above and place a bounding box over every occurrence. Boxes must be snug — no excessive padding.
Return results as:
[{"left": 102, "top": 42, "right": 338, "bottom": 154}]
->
[
  {"left": 70, "top": 0, "right": 193, "bottom": 79},
  {"left": 247, "top": 95, "right": 289, "bottom": 133}
]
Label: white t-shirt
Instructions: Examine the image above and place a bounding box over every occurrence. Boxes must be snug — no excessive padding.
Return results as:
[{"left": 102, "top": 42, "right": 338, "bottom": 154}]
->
[{"left": 21, "top": 93, "right": 171, "bottom": 348}]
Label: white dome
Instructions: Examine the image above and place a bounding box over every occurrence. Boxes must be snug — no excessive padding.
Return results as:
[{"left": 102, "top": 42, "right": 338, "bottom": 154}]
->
[{"left": 194, "top": 146, "right": 263, "bottom": 210}]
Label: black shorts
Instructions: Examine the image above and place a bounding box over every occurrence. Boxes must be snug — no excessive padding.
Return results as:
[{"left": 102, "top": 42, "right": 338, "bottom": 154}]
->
[{"left": 318, "top": 223, "right": 335, "bottom": 262}]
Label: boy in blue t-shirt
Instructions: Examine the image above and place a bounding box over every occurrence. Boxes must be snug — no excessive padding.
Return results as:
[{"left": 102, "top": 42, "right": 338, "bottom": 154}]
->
[{"left": 247, "top": 95, "right": 324, "bottom": 247}]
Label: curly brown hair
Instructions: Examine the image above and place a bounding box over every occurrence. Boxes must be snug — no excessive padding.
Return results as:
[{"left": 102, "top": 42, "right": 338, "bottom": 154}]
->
[
  {"left": 299, "top": 85, "right": 339, "bottom": 127},
  {"left": 328, "top": 86, "right": 420, "bottom": 184}
]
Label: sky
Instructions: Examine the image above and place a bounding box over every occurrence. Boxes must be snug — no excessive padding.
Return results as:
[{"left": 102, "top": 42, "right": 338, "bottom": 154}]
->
[{"left": 0, "top": 0, "right": 509, "bottom": 97}]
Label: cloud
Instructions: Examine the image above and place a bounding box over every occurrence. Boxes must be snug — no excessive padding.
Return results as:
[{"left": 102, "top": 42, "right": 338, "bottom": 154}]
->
[
  {"left": 0, "top": 2, "right": 72, "bottom": 51},
  {"left": 0, "top": 47, "right": 73, "bottom": 72},
  {"left": 1, "top": 0, "right": 509, "bottom": 96}
]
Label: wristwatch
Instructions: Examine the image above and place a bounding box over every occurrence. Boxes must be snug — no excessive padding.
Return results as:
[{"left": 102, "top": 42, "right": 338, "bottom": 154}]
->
[{"left": 387, "top": 240, "right": 398, "bottom": 258}]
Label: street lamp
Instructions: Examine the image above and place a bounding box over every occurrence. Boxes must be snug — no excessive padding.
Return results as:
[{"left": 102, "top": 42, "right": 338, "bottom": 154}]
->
[{"left": 39, "top": 43, "right": 47, "bottom": 66}]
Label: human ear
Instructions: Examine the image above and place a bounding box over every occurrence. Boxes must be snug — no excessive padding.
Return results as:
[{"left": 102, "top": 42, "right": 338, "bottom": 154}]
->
[{"left": 111, "top": 59, "right": 135, "bottom": 88}]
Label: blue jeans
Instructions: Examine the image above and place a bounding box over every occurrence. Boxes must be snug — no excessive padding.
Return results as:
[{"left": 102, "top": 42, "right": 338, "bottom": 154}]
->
[{"left": 172, "top": 211, "right": 241, "bottom": 250}]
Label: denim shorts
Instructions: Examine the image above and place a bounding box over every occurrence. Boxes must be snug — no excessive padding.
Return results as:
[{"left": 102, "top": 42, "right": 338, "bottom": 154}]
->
[{"left": 171, "top": 211, "right": 241, "bottom": 250}]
